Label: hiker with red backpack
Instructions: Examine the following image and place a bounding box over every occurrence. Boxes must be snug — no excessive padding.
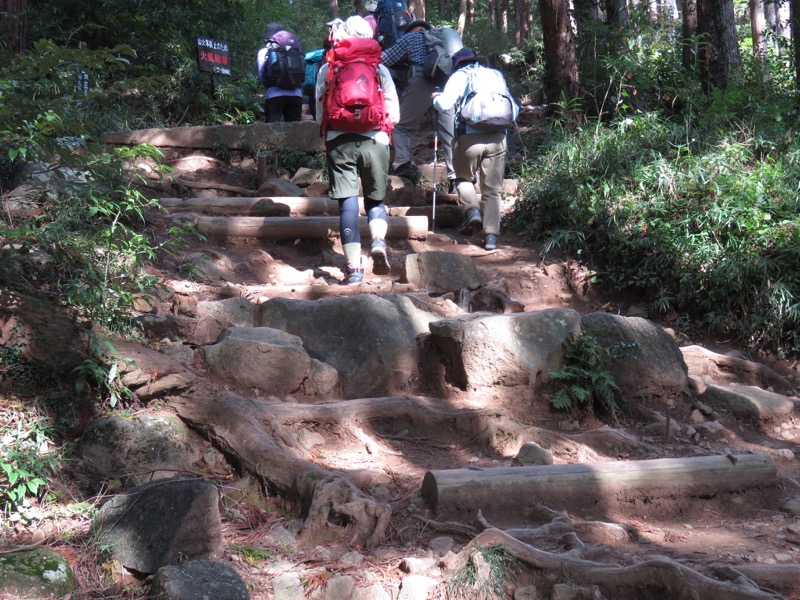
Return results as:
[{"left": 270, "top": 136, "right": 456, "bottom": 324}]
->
[
  {"left": 432, "top": 48, "right": 520, "bottom": 250},
  {"left": 257, "top": 23, "right": 305, "bottom": 122},
  {"left": 381, "top": 20, "right": 461, "bottom": 193},
  {"left": 315, "top": 16, "right": 400, "bottom": 285}
]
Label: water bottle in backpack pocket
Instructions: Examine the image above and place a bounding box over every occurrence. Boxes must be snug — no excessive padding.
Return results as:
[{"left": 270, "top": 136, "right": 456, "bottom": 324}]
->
[{"left": 261, "top": 30, "right": 305, "bottom": 90}]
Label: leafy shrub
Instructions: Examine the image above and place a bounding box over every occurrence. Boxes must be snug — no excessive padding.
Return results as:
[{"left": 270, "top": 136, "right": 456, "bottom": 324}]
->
[
  {"left": 510, "top": 104, "right": 800, "bottom": 356},
  {"left": 0, "top": 399, "right": 58, "bottom": 520}
]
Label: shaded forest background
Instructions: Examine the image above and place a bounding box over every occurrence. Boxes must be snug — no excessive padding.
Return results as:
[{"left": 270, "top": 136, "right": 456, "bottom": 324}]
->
[{"left": 1, "top": 0, "right": 800, "bottom": 375}]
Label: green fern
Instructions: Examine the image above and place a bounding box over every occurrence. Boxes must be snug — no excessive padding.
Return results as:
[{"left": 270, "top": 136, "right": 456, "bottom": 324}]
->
[{"left": 548, "top": 331, "right": 632, "bottom": 417}]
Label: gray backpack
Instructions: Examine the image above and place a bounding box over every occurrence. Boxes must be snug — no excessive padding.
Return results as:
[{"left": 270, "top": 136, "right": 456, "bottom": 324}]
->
[{"left": 420, "top": 27, "right": 463, "bottom": 85}]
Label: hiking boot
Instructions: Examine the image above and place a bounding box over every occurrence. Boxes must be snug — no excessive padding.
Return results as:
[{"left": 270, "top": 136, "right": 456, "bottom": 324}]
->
[
  {"left": 343, "top": 264, "right": 364, "bottom": 285},
  {"left": 391, "top": 162, "right": 415, "bottom": 179},
  {"left": 447, "top": 179, "right": 458, "bottom": 194},
  {"left": 370, "top": 238, "right": 390, "bottom": 275},
  {"left": 459, "top": 207, "right": 482, "bottom": 236},
  {"left": 484, "top": 233, "right": 499, "bottom": 250}
]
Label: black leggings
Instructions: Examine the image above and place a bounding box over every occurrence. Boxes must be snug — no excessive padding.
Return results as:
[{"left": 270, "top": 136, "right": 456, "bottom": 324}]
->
[{"left": 338, "top": 196, "right": 387, "bottom": 244}]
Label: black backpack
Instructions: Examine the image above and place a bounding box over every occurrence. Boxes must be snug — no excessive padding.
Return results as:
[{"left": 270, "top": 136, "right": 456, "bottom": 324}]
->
[
  {"left": 260, "top": 30, "right": 305, "bottom": 90},
  {"left": 374, "top": 0, "right": 414, "bottom": 49}
]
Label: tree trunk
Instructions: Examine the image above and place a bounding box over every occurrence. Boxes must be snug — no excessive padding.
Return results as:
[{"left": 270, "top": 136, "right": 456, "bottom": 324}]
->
[
  {"left": 750, "top": 0, "right": 769, "bottom": 78},
  {"left": 605, "top": 0, "right": 629, "bottom": 28},
  {"left": 696, "top": 0, "right": 742, "bottom": 92},
  {"left": 539, "top": 0, "right": 580, "bottom": 106},
  {"left": 793, "top": 0, "right": 800, "bottom": 94},
  {"left": 498, "top": 0, "right": 509, "bottom": 33},
  {"left": 0, "top": 0, "right": 28, "bottom": 52},
  {"left": 410, "top": 0, "right": 425, "bottom": 21},
  {"left": 682, "top": 0, "right": 698, "bottom": 69}
]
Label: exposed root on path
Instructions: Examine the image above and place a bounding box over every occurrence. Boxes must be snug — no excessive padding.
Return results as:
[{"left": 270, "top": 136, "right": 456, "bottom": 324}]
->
[{"left": 446, "top": 528, "right": 784, "bottom": 600}]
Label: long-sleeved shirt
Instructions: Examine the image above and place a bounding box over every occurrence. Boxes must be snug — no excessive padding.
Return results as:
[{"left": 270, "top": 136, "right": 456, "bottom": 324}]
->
[
  {"left": 257, "top": 46, "right": 302, "bottom": 99},
  {"left": 381, "top": 31, "right": 427, "bottom": 67},
  {"left": 433, "top": 63, "right": 512, "bottom": 134},
  {"left": 315, "top": 61, "right": 400, "bottom": 144}
]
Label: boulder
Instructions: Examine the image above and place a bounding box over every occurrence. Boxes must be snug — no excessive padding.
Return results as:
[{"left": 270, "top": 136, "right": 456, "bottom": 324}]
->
[
  {"left": 580, "top": 312, "right": 688, "bottom": 406},
  {"left": 0, "top": 547, "right": 74, "bottom": 598},
  {"left": 93, "top": 477, "right": 223, "bottom": 574},
  {"left": 699, "top": 383, "right": 796, "bottom": 421},
  {"left": 257, "top": 294, "right": 436, "bottom": 398},
  {"left": 203, "top": 327, "right": 339, "bottom": 396},
  {"left": 428, "top": 308, "right": 581, "bottom": 394},
  {"left": 150, "top": 560, "right": 249, "bottom": 600},
  {"left": 77, "top": 414, "right": 194, "bottom": 488},
  {"left": 403, "top": 251, "right": 484, "bottom": 294}
]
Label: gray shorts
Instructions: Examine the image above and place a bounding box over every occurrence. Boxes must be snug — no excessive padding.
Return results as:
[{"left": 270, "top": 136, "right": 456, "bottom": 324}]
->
[{"left": 326, "top": 133, "right": 390, "bottom": 200}]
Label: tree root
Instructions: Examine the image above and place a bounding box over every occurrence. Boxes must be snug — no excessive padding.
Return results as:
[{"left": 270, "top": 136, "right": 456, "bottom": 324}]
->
[{"left": 447, "top": 528, "right": 784, "bottom": 600}]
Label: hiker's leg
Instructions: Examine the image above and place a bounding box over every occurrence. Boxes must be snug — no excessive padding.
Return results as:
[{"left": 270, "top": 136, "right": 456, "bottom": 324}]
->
[
  {"left": 435, "top": 106, "right": 456, "bottom": 180},
  {"left": 265, "top": 96, "right": 284, "bottom": 123},
  {"left": 477, "top": 133, "right": 507, "bottom": 235},
  {"left": 453, "top": 134, "right": 481, "bottom": 213},
  {"left": 391, "top": 75, "right": 432, "bottom": 171},
  {"left": 357, "top": 138, "right": 390, "bottom": 203},
  {"left": 284, "top": 95, "right": 303, "bottom": 122}
]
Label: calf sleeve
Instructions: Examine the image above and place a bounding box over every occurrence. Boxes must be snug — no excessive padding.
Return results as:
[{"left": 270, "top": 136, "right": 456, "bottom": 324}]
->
[
  {"left": 338, "top": 196, "right": 361, "bottom": 245},
  {"left": 365, "top": 198, "right": 388, "bottom": 240}
]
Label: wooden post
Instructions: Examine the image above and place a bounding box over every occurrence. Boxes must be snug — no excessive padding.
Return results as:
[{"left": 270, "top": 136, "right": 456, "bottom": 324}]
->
[{"left": 257, "top": 155, "right": 267, "bottom": 186}]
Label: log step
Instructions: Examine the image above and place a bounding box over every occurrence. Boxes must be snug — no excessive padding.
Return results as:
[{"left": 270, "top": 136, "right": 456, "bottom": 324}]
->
[
  {"left": 422, "top": 453, "right": 777, "bottom": 521},
  {"left": 192, "top": 215, "right": 429, "bottom": 240},
  {"left": 158, "top": 196, "right": 462, "bottom": 227}
]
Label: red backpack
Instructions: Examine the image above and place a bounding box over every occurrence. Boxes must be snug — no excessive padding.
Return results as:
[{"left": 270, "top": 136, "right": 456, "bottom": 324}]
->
[{"left": 321, "top": 38, "right": 392, "bottom": 135}]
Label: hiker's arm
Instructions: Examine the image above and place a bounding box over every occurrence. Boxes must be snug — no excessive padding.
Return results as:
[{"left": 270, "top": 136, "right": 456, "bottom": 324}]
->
[
  {"left": 315, "top": 64, "right": 329, "bottom": 123},
  {"left": 381, "top": 36, "right": 408, "bottom": 67},
  {"left": 256, "top": 47, "right": 269, "bottom": 87},
  {"left": 432, "top": 70, "right": 467, "bottom": 112},
  {"left": 379, "top": 65, "right": 400, "bottom": 125}
]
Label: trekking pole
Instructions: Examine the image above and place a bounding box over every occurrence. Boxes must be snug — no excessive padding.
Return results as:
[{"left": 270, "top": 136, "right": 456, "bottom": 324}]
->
[{"left": 431, "top": 86, "right": 440, "bottom": 232}]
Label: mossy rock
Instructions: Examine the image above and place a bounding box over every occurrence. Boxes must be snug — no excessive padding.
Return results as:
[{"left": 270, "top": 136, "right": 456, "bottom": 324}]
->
[{"left": 0, "top": 547, "right": 75, "bottom": 598}]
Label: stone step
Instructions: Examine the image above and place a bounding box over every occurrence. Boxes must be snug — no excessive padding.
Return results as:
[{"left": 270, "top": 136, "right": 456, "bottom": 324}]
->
[{"left": 182, "top": 215, "right": 430, "bottom": 240}]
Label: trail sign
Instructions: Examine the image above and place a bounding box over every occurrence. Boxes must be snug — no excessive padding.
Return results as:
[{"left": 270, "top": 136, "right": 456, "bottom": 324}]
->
[{"left": 196, "top": 36, "right": 231, "bottom": 76}]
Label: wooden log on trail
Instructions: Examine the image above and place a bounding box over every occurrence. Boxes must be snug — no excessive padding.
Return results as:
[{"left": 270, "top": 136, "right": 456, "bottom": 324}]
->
[
  {"left": 422, "top": 453, "right": 777, "bottom": 521},
  {"left": 194, "top": 215, "right": 429, "bottom": 240},
  {"left": 102, "top": 122, "right": 325, "bottom": 152},
  {"left": 160, "top": 196, "right": 337, "bottom": 216},
  {"left": 158, "top": 197, "right": 462, "bottom": 226}
]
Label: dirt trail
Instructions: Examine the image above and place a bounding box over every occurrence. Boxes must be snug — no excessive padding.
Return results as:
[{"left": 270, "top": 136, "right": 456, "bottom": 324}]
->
[{"left": 133, "top": 145, "right": 800, "bottom": 600}]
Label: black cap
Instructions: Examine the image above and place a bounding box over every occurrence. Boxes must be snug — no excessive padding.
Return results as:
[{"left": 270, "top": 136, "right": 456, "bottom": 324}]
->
[
  {"left": 452, "top": 47, "right": 480, "bottom": 69},
  {"left": 263, "top": 22, "right": 285, "bottom": 39},
  {"left": 405, "top": 19, "right": 431, "bottom": 32}
]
